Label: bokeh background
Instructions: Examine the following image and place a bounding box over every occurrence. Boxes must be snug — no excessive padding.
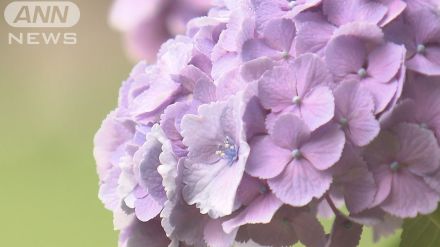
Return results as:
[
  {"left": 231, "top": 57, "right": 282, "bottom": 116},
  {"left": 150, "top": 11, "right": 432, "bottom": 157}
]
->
[{"left": 0, "top": 1, "right": 400, "bottom": 246}]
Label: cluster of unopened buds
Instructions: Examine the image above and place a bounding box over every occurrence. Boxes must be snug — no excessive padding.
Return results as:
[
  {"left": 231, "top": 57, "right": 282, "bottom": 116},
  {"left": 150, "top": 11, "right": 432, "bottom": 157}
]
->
[{"left": 95, "top": 0, "right": 440, "bottom": 246}]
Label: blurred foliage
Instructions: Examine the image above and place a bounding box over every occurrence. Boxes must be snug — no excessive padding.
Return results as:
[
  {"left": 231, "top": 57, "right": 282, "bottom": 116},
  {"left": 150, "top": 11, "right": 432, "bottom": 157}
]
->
[{"left": 401, "top": 206, "right": 440, "bottom": 247}]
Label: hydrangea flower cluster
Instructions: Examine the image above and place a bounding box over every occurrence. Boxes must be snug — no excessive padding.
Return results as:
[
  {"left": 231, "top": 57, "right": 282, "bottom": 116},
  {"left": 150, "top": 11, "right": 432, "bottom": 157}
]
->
[
  {"left": 110, "top": 0, "right": 212, "bottom": 61},
  {"left": 95, "top": 0, "right": 440, "bottom": 246}
]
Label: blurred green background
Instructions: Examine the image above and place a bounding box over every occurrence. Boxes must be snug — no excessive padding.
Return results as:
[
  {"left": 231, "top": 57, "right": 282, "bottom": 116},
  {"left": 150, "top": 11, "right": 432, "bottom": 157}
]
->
[{"left": 0, "top": 0, "right": 400, "bottom": 246}]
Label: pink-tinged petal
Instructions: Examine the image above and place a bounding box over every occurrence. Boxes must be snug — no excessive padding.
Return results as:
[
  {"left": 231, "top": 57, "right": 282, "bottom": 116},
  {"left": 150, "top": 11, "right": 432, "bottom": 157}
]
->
[
  {"left": 302, "top": 124, "right": 345, "bottom": 170},
  {"left": 160, "top": 102, "right": 193, "bottom": 142},
  {"left": 222, "top": 193, "right": 283, "bottom": 233},
  {"left": 291, "top": 212, "right": 327, "bottom": 247},
  {"left": 246, "top": 136, "right": 292, "bottom": 179},
  {"left": 379, "top": 0, "right": 407, "bottom": 26},
  {"left": 269, "top": 159, "right": 332, "bottom": 206},
  {"left": 379, "top": 99, "right": 416, "bottom": 130},
  {"left": 395, "top": 123, "right": 440, "bottom": 176},
  {"left": 242, "top": 90, "right": 268, "bottom": 139},
  {"left": 216, "top": 70, "right": 247, "bottom": 101},
  {"left": 407, "top": 54, "right": 440, "bottom": 76},
  {"left": 98, "top": 167, "right": 121, "bottom": 211},
  {"left": 204, "top": 219, "right": 237, "bottom": 247},
  {"left": 367, "top": 43, "right": 405, "bottom": 83},
  {"left": 270, "top": 114, "right": 311, "bottom": 150},
  {"left": 242, "top": 39, "right": 280, "bottom": 62},
  {"left": 258, "top": 66, "right": 296, "bottom": 112},
  {"left": 235, "top": 174, "right": 262, "bottom": 206},
  {"left": 333, "top": 22, "right": 384, "bottom": 43},
  {"left": 193, "top": 78, "right": 217, "bottom": 103},
  {"left": 136, "top": 131, "right": 166, "bottom": 204},
  {"left": 407, "top": 9, "right": 440, "bottom": 44},
  {"left": 326, "top": 215, "right": 363, "bottom": 247},
  {"left": 293, "top": 54, "right": 333, "bottom": 97},
  {"left": 364, "top": 130, "right": 399, "bottom": 170},
  {"left": 332, "top": 145, "right": 377, "bottom": 213},
  {"left": 295, "top": 19, "right": 336, "bottom": 56},
  {"left": 325, "top": 36, "right": 367, "bottom": 82},
  {"left": 425, "top": 46, "right": 440, "bottom": 66},
  {"left": 119, "top": 218, "right": 170, "bottom": 247},
  {"left": 244, "top": 206, "right": 299, "bottom": 246},
  {"left": 301, "top": 86, "right": 335, "bottom": 131},
  {"left": 334, "top": 81, "right": 379, "bottom": 146},
  {"left": 262, "top": 18, "right": 296, "bottom": 52},
  {"left": 134, "top": 195, "right": 163, "bottom": 222},
  {"left": 361, "top": 78, "right": 397, "bottom": 114},
  {"left": 323, "top": 0, "right": 387, "bottom": 26},
  {"left": 240, "top": 57, "right": 275, "bottom": 82},
  {"left": 381, "top": 170, "right": 440, "bottom": 218}
]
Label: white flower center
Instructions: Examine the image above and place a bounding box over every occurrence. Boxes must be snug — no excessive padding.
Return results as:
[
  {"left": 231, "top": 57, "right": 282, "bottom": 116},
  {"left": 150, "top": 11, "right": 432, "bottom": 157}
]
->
[
  {"left": 292, "top": 149, "right": 303, "bottom": 159},
  {"left": 417, "top": 44, "right": 426, "bottom": 54},
  {"left": 292, "top": 96, "right": 302, "bottom": 105},
  {"left": 357, "top": 68, "right": 367, "bottom": 78},
  {"left": 339, "top": 117, "right": 349, "bottom": 128},
  {"left": 288, "top": 0, "right": 297, "bottom": 8},
  {"left": 390, "top": 161, "right": 400, "bottom": 171}
]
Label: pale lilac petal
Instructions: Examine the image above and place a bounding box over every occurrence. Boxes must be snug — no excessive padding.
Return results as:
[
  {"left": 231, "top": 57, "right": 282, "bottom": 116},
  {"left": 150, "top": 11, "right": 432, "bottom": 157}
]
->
[
  {"left": 269, "top": 159, "right": 332, "bottom": 206},
  {"left": 334, "top": 81, "right": 379, "bottom": 146},
  {"left": 327, "top": 215, "right": 363, "bottom": 247},
  {"left": 222, "top": 193, "right": 283, "bottom": 233},
  {"left": 244, "top": 206, "right": 299, "bottom": 246},
  {"left": 258, "top": 66, "right": 296, "bottom": 112},
  {"left": 367, "top": 43, "right": 405, "bottom": 83},
  {"left": 204, "top": 219, "right": 237, "bottom": 247},
  {"left": 240, "top": 57, "right": 275, "bottom": 82},
  {"left": 134, "top": 195, "right": 163, "bottom": 222},
  {"left": 295, "top": 19, "right": 336, "bottom": 56},
  {"left": 270, "top": 114, "right": 311, "bottom": 150},
  {"left": 262, "top": 18, "right": 296, "bottom": 52},
  {"left": 395, "top": 123, "right": 440, "bottom": 176},
  {"left": 323, "top": 0, "right": 387, "bottom": 26},
  {"left": 301, "top": 86, "right": 335, "bottom": 130},
  {"left": 246, "top": 136, "right": 292, "bottom": 179},
  {"left": 242, "top": 39, "right": 280, "bottom": 62},
  {"left": 381, "top": 170, "right": 440, "bottom": 218},
  {"left": 325, "top": 36, "right": 367, "bottom": 82},
  {"left": 332, "top": 145, "right": 377, "bottom": 213},
  {"left": 293, "top": 54, "right": 333, "bottom": 97},
  {"left": 291, "top": 212, "right": 327, "bottom": 247},
  {"left": 361, "top": 78, "right": 398, "bottom": 114},
  {"left": 302, "top": 124, "right": 345, "bottom": 170},
  {"left": 183, "top": 157, "right": 248, "bottom": 218},
  {"left": 407, "top": 53, "right": 440, "bottom": 76},
  {"left": 379, "top": 0, "right": 407, "bottom": 26}
]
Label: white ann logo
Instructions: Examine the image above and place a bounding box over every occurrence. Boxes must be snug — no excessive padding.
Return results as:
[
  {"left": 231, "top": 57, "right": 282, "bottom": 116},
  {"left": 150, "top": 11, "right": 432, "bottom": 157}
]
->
[
  {"left": 4, "top": 1, "right": 80, "bottom": 45},
  {"left": 4, "top": 1, "right": 80, "bottom": 28}
]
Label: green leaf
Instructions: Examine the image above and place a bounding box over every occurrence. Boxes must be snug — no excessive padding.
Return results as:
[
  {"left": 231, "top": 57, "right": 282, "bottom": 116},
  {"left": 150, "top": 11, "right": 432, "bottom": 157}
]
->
[{"left": 400, "top": 206, "right": 440, "bottom": 247}]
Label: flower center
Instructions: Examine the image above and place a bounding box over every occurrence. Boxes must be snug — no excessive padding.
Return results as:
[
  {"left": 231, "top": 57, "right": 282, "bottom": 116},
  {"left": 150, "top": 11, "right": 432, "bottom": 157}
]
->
[
  {"left": 288, "top": 0, "right": 296, "bottom": 8},
  {"left": 292, "top": 149, "right": 303, "bottom": 159},
  {"left": 292, "top": 96, "right": 302, "bottom": 105},
  {"left": 216, "top": 136, "right": 239, "bottom": 165},
  {"left": 417, "top": 44, "right": 426, "bottom": 54},
  {"left": 420, "top": 123, "right": 428, "bottom": 129},
  {"left": 339, "top": 117, "right": 349, "bottom": 128},
  {"left": 357, "top": 68, "right": 367, "bottom": 78},
  {"left": 259, "top": 184, "right": 268, "bottom": 194},
  {"left": 281, "top": 51, "right": 290, "bottom": 59},
  {"left": 390, "top": 161, "right": 400, "bottom": 171}
]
